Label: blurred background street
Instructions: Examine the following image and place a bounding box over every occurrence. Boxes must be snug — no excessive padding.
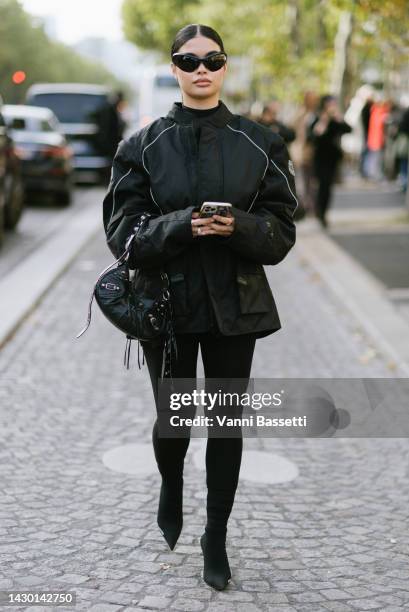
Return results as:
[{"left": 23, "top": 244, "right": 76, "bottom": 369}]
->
[{"left": 1, "top": 0, "right": 409, "bottom": 610}]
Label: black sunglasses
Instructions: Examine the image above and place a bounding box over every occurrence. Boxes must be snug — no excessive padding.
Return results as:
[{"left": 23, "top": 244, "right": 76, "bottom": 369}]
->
[{"left": 172, "top": 51, "right": 227, "bottom": 73}]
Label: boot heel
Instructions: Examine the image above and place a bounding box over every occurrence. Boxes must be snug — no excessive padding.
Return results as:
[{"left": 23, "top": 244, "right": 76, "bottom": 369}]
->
[{"left": 199, "top": 531, "right": 231, "bottom": 590}]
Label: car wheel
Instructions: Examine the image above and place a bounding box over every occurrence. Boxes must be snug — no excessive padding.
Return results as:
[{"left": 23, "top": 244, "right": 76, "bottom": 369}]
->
[{"left": 4, "top": 174, "right": 25, "bottom": 230}]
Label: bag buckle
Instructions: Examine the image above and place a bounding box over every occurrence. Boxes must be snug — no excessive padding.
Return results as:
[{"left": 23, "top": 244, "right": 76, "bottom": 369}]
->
[{"left": 101, "top": 282, "right": 120, "bottom": 291}]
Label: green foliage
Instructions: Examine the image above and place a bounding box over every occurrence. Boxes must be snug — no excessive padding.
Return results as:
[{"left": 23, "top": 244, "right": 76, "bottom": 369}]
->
[
  {"left": 122, "top": 0, "right": 201, "bottom": 58},
  {"left": 0, "top": 0, "right": 125, "bottom": 103},
  {"left": 120, "top": 0, "right": 409, "bottom": 104}
]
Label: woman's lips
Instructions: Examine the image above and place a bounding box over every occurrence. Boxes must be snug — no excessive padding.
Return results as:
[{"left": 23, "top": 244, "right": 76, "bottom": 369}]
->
[{"left": 195, "top": 80, "right": 211, "bottom": 86}]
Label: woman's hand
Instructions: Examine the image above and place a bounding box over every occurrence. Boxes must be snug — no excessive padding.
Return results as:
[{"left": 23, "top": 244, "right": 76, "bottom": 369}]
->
[
  {"left": 191, "top": 211, "right": 235, "bottom": 237},
  {"left": 191, "top": 211, "right": 215, "bottom": 237},
  {"left": 313, "top": 115, "right": 329, "bottom": 135}
]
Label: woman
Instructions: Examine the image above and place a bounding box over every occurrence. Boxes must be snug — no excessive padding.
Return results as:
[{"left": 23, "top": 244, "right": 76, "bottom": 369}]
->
[
  {"left": 102, "top": 23, "right": 298, "bottom": 591},
  {"left": 307, "top": 95, "right": 351, "bottom": 228}
]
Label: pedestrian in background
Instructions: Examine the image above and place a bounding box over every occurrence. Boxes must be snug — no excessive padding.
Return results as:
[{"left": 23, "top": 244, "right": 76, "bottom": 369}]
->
[
  {"left": 102, "top": 23, "right": 297, "bottom": 591},
  {"left": 366, "top": 96, "right": 391, "bottom": 181},
  {"left": 257, "top": 99, "right": 296, "bottom": 144},
  {"left": 291, "top": 91, "right": 319, "bottom": 215},
  {"left": 307, "top": 94, "right": 351, "bottom": 228},
  {"left": 95, "top": 90, "right": 127, "bottom": 166},
  {"left": 396, "top": 104, "right": 409, "bottom": 192},
  {"left": 360, "top": 91, "right": 374, "bottom": 178}
]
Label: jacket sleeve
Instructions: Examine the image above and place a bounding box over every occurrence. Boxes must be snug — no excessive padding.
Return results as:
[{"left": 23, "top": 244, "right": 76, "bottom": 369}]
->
[
  {"left": 102, "top": 134, "right": 195, "bottom": 268},
  {"left": 223, "top": 136, "right": 298, "bottom": 265}
]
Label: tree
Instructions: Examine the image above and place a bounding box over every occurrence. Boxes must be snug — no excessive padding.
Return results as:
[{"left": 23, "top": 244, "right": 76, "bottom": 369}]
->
[
  {"left": 121, "top": 0, "right": 409, "bottom": 107},
  {"left": 0, "top": 0, "right": 125, "bottom": 103}
]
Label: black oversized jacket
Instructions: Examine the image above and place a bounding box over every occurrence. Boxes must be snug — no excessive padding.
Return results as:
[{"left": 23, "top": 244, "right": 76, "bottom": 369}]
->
[{"left": 102, "top": 100, "right": 298, "bottom": 339}]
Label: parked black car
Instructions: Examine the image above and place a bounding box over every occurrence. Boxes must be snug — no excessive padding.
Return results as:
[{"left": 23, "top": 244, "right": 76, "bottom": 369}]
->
[
  {"left": 0, "top": 97, "right": 24, "bottom": 248},
  {"left": 25, "top": 83, "right": 115, "bottom": 184},
  {"left": 3, "top": 104, "right": 74, "bottom": 205}
]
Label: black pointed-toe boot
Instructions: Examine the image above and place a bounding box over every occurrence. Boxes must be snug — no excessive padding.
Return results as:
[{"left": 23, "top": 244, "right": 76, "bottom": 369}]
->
[
  {"left": 200, "top": 528, "right": 231, "bottom": 590},
  {"left": 157, "top": 476, "right": 183, "bottom": 550}
]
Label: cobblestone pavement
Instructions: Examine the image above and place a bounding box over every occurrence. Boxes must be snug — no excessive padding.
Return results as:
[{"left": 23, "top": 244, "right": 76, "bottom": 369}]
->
[{"left": 1, "top": 228, "right": 409, "bottom": 612}]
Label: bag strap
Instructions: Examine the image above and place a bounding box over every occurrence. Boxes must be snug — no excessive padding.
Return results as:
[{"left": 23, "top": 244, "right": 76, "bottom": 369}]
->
[{"left": 75, "top": 213, "right": 151, "bottom": 339}]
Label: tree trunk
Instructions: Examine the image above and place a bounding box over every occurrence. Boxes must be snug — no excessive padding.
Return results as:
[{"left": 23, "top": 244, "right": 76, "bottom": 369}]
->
[
  {"left": 288, "top": 0, "right": 302, "bottom": 57},
  {"left": 317, "top": 0, "right": 327, "bottom": 51},
  {"left": 331, "top": 10, "right": 354, "bottom": 111}
]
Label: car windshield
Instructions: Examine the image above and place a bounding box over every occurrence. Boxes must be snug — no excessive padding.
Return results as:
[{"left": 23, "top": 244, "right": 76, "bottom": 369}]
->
[
  {"left": 27, "top": 93, "right": 107, "bottom": 124},
  {"left": 5, "top": 116, "right": 55, "bottom": 132}
]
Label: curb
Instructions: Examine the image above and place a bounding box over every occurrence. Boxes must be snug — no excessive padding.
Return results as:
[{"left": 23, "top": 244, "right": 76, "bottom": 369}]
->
[
  {"left": 296, "top": 220, "right": 409, "bottom": 376},
  {"left": 0, "top": 200, "right": 102, "bottom": 350}
]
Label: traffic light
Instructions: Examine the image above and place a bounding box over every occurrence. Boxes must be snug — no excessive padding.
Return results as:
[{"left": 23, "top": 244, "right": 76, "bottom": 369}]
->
[{"left": 12, "top": 71, "right": 26, "bottom": 85}]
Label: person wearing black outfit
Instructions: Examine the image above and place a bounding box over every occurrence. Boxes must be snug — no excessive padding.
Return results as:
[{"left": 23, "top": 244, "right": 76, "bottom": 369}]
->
[
  {"left": 360, "top": 95, "right": 373, "bottom": 178},
  {"left": 397, "top": 105, "right": 409, "bottom": 192},
  {"left": 257, "top": 100, "right": 296, "bottom": 145},
  {"left": 307, "top": 95, "right": 351, "bottom": 228},
  {"left": 102, "top": 23, "right": 298, "bottom": 591},
  {"left": 95, "top": 91, "right": 126, "bottom": 163}
]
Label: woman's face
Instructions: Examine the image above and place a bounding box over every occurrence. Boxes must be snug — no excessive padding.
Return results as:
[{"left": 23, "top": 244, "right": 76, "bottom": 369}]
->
[
  {"left": 325, "top": 99, "right": 339, "bottom": 116},
  {"left": 171, "top": 35, "right": 227, "bottom": 102}
]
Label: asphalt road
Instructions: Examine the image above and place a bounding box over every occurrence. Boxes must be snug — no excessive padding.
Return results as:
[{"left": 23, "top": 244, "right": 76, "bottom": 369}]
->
[
  {"left": 0, "top": 186, "right": 106, "bottom": 279},
  {"left": 328, "top": 179, "right": 409, "bottom": 324},
  {"left": 330, "top": 230, "right": 409, "bottom": 289}
]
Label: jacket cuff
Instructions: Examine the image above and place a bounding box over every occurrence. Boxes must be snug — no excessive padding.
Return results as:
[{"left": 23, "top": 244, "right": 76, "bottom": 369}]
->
[
  {"left": 171, "top": 205, "right": 196, "bottom": 243},
  {"left": 222, "top": 206, "right": 261, "bottom": 246},
  {"left": 140, "top": 205, "right": 196, "bottom": 243}
]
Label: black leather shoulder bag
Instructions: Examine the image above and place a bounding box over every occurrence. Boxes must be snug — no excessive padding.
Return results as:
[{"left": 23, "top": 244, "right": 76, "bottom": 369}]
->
[{"left": 76, "top": 213, "right": 178, "bottom": 378}]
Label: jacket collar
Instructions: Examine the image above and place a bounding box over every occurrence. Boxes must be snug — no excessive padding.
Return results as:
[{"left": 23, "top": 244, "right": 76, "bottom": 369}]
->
[{"left": 167, "top": 100, "right": 234, "bottom": 127}]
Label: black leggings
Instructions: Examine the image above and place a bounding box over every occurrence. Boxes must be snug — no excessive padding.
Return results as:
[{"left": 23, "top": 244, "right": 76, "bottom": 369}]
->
[
  {"left": 315, "top": 162, "right": 338, "bottom": 221},
  {"left": 141, "top": 331, "right": 257, "bottom": 533}
]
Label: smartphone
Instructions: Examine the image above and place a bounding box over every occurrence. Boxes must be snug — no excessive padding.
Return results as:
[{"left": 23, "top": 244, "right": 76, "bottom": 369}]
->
[{"left": 199, "top": 201, "right": 232, "bottom": 218}]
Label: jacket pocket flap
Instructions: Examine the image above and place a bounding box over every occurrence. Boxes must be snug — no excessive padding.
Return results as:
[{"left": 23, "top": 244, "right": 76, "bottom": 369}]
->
[
  {"left": 169, "top": 273, "right": 188, "bottom": 316},
  {"left": 236, "top": 272, "right": 275, "bottom": 314}
]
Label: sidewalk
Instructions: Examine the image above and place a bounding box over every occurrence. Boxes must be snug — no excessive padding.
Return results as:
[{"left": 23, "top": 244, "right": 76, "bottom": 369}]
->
[
  {"left": 295, "top": 176, "right": 409, "bottom": 374},
  {"left": 0, "top": 191, "right": 103, "bottom": 350},
  {"left": 1, "top": 225, "right": 409, "bottom": 611}
]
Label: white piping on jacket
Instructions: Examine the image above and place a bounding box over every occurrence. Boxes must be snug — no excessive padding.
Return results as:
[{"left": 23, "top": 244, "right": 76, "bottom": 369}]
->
[
  {"left": 141, "top": 122, "right": 177, "bottom": 214},
  {"left": 149, "top": 186, "right": 162, "bottom": 215},
  {"left": 226, "top": 123, "right": 298, "bottom": 214},
  {"left": 247, "top": 189, "right": 261, "bottom": 213},
  {"left": 227, "top": 124, "right": 268, "bottom": 213},
  {"left": 141, "top": 122, "right": 176, "bottom": 174},
  {"left": 108, "top": 167, "right": 132, "bottom": 228},
  {"left": 269, "top": 158, "right": 299, "bottom": 213}
]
